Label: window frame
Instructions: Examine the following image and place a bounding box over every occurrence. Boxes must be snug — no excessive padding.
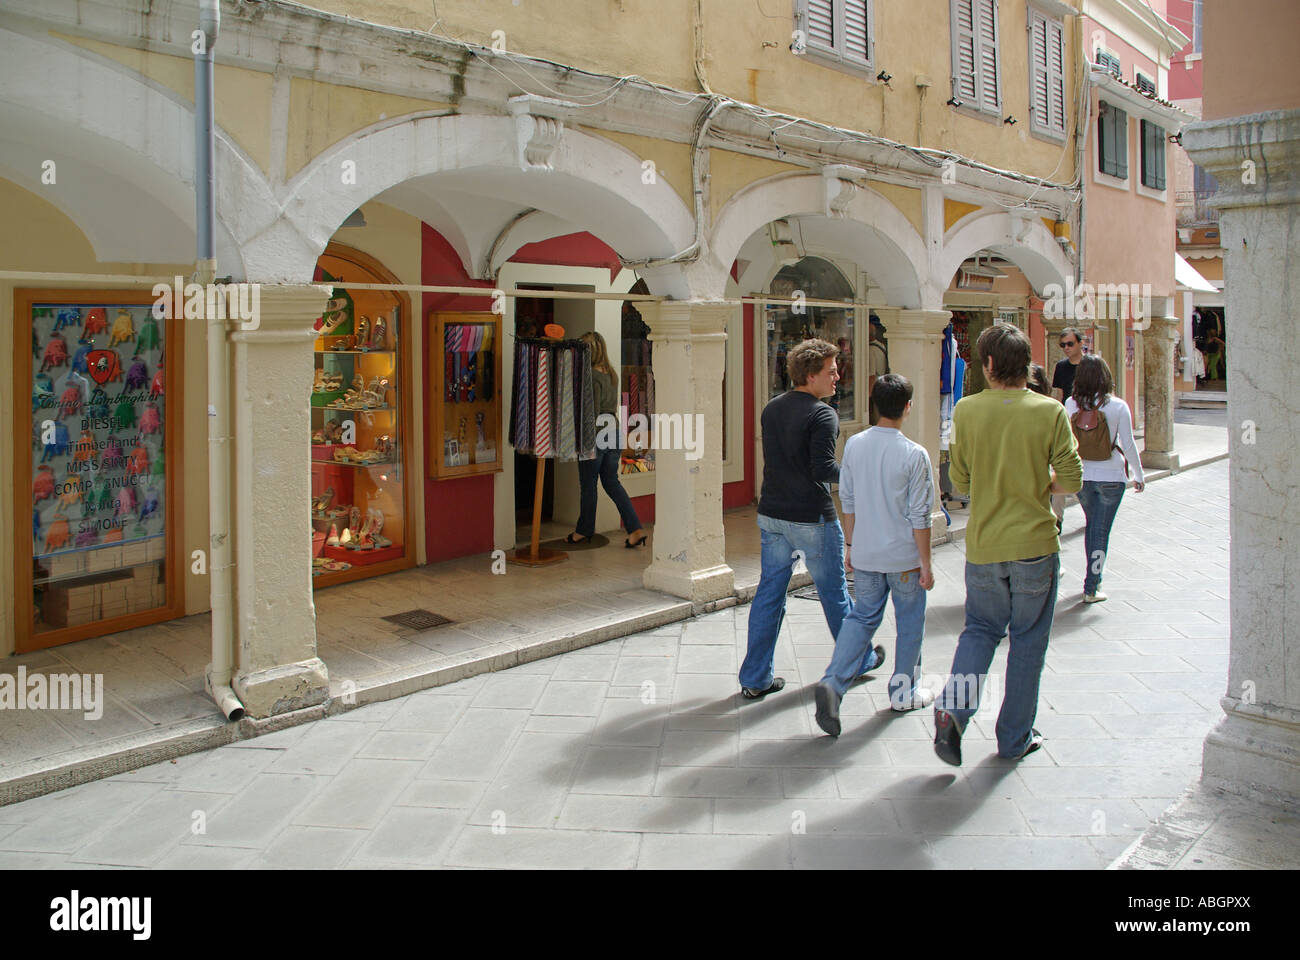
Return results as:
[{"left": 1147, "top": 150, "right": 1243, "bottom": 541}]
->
[
  {"left": 950, "top": 0, "right": 1003, "bottom": 119},
  {"left": 1027, "top": 6, "right": 1067, "bottom": 141},
  {"left": 794, "top": 0, "right": 876, "bottom": 77}
]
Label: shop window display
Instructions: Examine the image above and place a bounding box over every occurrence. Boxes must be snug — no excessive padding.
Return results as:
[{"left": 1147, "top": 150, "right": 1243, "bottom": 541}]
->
[
  {"left": 765, "top": 257, "right": 856, "bottom": 419},
  {"left": 310, "top": 248, "right": 413, "bottom": 584},
  {"left": 16, "top": 292, "right": 178, "bottom": 651},
  {"left": 428, "top": 312, "right": 503, "bottom": 478}
]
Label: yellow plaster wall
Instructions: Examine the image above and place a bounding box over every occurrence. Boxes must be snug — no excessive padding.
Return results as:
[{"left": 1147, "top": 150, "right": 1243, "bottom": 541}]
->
[
  {"left": 285, "top": 78, "right": 454, "bottom": 180},
  {"left": 53, "top": 33, "right": 275, "bottom": 177},
  {"left": 0, "top": 178, "right": 208, "bottom": 656},
  {"left": 582, "top": 128, "right": 694, "bottom": 210},
  {"left": 867, "top": 181, "right": 923, "bottom": 237},
  {"left": 309, "top": 1, "right": 1078, "bottom": 184},
  {"left": 945, "top": 199, "right": 984, "bottom": 232},
  {"left": 708, "top": 149, "right": 807, "bottom": 223}
]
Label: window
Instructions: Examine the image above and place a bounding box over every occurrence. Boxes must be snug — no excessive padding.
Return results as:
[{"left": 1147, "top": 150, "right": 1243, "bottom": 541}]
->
[
  {"left": 1095, "top": 49, "right": 1121, "bottom": 77},
  {"left": 951, "top": 0, "right": 1001, "bottom": 115},
  {"left": 1135, "top": 72, "right": 1156, "bottom": 96},
  {"left": 1098, "top": 100, "right": 1128, "bottom": 179},
  {"left": 796, "top": 0, "right": 873, "bottom": 71},
  {"left": 1028, "top": 9, "right": 1066, "bottom": 137},
  {"left": 1141, "top": 119, "right": 1166, "bottom": 189}
]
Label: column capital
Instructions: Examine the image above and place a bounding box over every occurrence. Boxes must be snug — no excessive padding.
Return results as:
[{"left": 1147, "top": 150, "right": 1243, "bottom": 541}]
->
[
  {"left": 1183, "top": 109, "right": 1300, "bottom": 211},
  {"left": 1147, "top": 314, "right": 1180, "bottom": 342},
  {"left": 883, "top": 308, "right": 952, "bottom": 341},
  {"left": 646, "top": 300, "right": 730, "bottom": 342},
  {"left": 229, "top": 283, "right": 334, "bottom": 343}
]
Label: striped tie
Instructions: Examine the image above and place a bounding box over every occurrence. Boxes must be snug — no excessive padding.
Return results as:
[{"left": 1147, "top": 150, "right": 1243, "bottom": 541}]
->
[
  {"left": 534, "top": 346, "right": 551, "bottom": 457},
  {"left": 557, "top": 347, "right": 576, "bottom": 460},
  {"left": 514, "top": 341, "right": 531, "bottom": 452}
]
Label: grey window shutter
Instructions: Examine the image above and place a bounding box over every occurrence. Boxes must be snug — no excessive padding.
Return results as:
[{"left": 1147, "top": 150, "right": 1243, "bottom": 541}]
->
[
  {"left": 1030, "top": 13, "right": 1050, "bottom": 130},
  {"left": 807, "top": 0, "right": 835, "bottom": 50},
  {"left": 952, "top": 0, "right": 978, "bottom": 102},
  {"left": 1099, "top": 103, "right": 1115, "bottom": 175},
  {"left": 1142, "top": 120, "right": 1166, "bottom": 189},
  {"left": 1114, "top": 105, "right": 1128, "bottom": 178},
  {"left": 1047, "top": 19, "right": 1066, "bottom": 132},
  {"left": 976, "top": 0, "right": 1000, "bottom": 114},
  {"left": 845, "top": 0, "right": 871, "bottom": 63}
]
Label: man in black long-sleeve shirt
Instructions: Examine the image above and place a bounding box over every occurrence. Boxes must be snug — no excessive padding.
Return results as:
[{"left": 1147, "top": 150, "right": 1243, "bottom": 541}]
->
[{"left": 739, "top": 339, "right": 858, "bottom": 699}]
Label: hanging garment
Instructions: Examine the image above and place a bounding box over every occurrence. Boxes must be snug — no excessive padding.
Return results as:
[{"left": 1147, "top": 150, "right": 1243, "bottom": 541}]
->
[
  {"left": 557, "top": 348, "right": 576, "bottom": 460},
  {"left": 940, "top": 323, "right": 956, "bottom": 395},
  {"left": 579, "top": 347, "right": 596, "bottom": 459}
]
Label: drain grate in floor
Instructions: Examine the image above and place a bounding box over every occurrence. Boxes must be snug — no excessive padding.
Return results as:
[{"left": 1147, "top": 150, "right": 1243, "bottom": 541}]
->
[{"left": 383, "top": 609, "right": 453, "bottom": 631}]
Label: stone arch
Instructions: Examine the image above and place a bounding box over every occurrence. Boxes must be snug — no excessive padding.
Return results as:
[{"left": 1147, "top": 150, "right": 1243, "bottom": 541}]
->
[
  {"left": 246, "top": 114, "right": 697, "bottom": 297},
  {"left": 706, "top": 173, "right": 927, "bottom": 307},
  {"left": 0, "top": 27, "right": 273, "bottom": 278},
  {"left": 936, "top": 209, "right": 1073, "bottom": 308}
]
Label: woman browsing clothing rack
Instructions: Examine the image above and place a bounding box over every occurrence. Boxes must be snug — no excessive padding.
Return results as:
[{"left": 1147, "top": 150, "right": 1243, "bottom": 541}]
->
[{"left": 565, "top": 331, "right": 648, "bottom": 548}]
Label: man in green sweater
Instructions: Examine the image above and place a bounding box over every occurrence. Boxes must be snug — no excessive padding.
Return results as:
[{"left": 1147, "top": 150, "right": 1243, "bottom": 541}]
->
[{"left": 934, "top": 323, "right": 1083, "bottom": 766}]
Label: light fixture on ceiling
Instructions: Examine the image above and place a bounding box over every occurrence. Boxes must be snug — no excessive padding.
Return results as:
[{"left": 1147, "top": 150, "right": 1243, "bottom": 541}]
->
[{"left": 341, "top": 208, "right": 367, "bottom": 228}]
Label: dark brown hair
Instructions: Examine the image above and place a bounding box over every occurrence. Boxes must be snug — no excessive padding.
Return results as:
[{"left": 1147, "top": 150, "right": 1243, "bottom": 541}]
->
[
  {"left": 1027, "top": 363, "right": 1051, "bottom": 396},
  {"left": 872, "top": 374, "right": 913, "bottom": 419},
  {"left": 976, "top": 322, "right": 1031, "bottom": 387},
  {"left": 787, "top": 338, "right": 839, "bottom": 386},
  {"left": 1071, "top": 354, "right": 1113, "bottom": 410},
  {"left": 1059, "top": 327, "right": 1082, "bottom": 347}
]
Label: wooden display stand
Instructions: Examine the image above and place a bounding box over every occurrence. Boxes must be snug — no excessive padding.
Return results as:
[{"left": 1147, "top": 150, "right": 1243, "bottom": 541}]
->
[{"left": 428, "top": 312, "right": 504, "bottom": 479}]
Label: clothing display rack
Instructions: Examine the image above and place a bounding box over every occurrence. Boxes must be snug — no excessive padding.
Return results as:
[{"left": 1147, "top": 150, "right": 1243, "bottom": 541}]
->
[{"left": 507, "top": 336, "right": 596, "bottom": 565}]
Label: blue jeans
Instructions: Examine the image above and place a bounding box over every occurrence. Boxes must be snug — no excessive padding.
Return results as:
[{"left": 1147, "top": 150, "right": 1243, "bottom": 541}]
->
[
  {"left": 740, "top": 514, "right": 853, "bottom": 690},
  {"left": 821, "top": 569, "right": 927, "bottom": 706},
  {"left": 576, "top": 447, "right": 642, "bottom": 538},
  {"left": 1076, "top": 480, "right": 1125, "bottom": 595},
  {"left": 937, "top": 554, "right": 1059, "bottom": 757}
]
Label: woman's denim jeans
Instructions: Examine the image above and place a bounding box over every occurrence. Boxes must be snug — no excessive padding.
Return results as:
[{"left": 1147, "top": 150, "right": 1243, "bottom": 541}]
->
[
  {"left": 576, "top": 447, "right": 642, "bottom": 538},
  {"left": 1076, "top": 480, "right": 1126, "bottom": 595}
]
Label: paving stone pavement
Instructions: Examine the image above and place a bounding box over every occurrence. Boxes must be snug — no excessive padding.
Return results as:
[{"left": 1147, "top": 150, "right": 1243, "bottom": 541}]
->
[{"left": 0, "top": 461, "right": 1234, "bottom": 869}]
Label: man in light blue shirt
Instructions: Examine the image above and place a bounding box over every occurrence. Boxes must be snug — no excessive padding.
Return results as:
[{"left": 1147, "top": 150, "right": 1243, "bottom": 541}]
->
[{"left": 814, "top": 374, "right": 936, "bottom": 737}]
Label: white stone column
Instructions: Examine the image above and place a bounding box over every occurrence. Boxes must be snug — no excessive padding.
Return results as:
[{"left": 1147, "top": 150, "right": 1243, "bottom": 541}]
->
[
  {"left": 1140, "top": 312, "right": 1181, "bottom": 471},
  {"left": 1184, "top": 109, "right": 1300, "bottom": 805},
  {"left": 229, "top": 285, "right": 333, "bottom": 717},
  {"left": 641, "top": 300, "right": 736, "bottom": 604},
  {"left": 874, "top": 307, "right": 951, "bottom": 540}
]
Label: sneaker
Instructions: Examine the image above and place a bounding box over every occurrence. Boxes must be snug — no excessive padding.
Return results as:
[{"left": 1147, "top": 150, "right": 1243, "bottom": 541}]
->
[
  {"left": 933, "top": 708, "right": 963, "bottom": 766},
  {"left": 1083, "top": 591, "right": 1108, "bottom": 604},
  {"left": 1009, "top": 728, "right": 1045, "bottom": 760},
  {"left": 814, "top": 681, "right": 842, "bottom": 737},
  {"left": 856, "top": 645, "right": 887, "bottom": 679},
  {"left": 741, "top": 677, "right": 786, "bottom": 701},
  {"left": 891, "top": 686, "right": 936, "bottom": 713}
]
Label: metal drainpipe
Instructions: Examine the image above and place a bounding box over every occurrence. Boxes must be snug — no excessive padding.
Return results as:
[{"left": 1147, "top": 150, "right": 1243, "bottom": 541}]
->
[{"left": 196, "top": 0, "right": 244, "bottom": 721}]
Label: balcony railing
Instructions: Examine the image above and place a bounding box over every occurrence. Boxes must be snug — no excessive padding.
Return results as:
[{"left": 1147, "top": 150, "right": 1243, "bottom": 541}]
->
[{"left": 1176, "top": 189, "right": 1219, "bottom": 227}]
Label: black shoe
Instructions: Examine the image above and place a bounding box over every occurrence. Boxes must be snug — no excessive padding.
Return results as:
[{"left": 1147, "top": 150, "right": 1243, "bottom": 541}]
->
[
  {"left": 814, "top": 681, "right": 842, "bottom": 737},
  {"left": 856, "top": 645, "right": 887, "bottom": 679},
  {"left": 1006, "top": 728, "right": 1044, "bottom": 760},
  {"left": 741, "top": 677, "right": 785, "bottom": 701},
  {"left": 933, "top": 708, "right": 963, "bottom": 766}
]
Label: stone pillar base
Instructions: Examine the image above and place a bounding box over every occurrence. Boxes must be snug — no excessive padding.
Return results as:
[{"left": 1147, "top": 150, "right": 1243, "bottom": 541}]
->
[
  {"left": 1140, "top": 450, "right": 1180, "bottom": 471},
  {"left": 644, "top": 562, "right": 735, "bottom": 605},
  {"left": 1202, "top": 701, "right": 1300, "bottom": 808},
  {"left": 234, "top": 657, "right": 330, "bottom": 719}
]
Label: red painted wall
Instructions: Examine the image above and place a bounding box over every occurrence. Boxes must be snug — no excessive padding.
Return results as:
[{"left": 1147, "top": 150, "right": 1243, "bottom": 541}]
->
[{"left": 723, "top": 304, "right": 756, "bottom": 509}]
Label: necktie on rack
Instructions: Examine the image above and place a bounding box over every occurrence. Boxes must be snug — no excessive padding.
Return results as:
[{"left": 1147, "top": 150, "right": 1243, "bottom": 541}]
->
[
  {"left": 556, "top": 348, "right": 575, "bottom": 460},
  {"left": 534, "top": 346, "right": 551, "bottom": 457},
  {"left": 579, "top": 345, "right": 596, "bottom": 459}
]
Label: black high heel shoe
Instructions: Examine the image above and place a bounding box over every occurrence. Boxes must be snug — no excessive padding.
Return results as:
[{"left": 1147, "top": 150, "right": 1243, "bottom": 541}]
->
[{"left": 624, "top": 531, "right": 647, "bottom": 548}]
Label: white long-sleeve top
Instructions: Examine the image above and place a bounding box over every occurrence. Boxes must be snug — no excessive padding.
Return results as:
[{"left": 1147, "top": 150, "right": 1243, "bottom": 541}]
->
[{"left": 1064, "top": 395, "right": 1145, "bottom": 485}]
